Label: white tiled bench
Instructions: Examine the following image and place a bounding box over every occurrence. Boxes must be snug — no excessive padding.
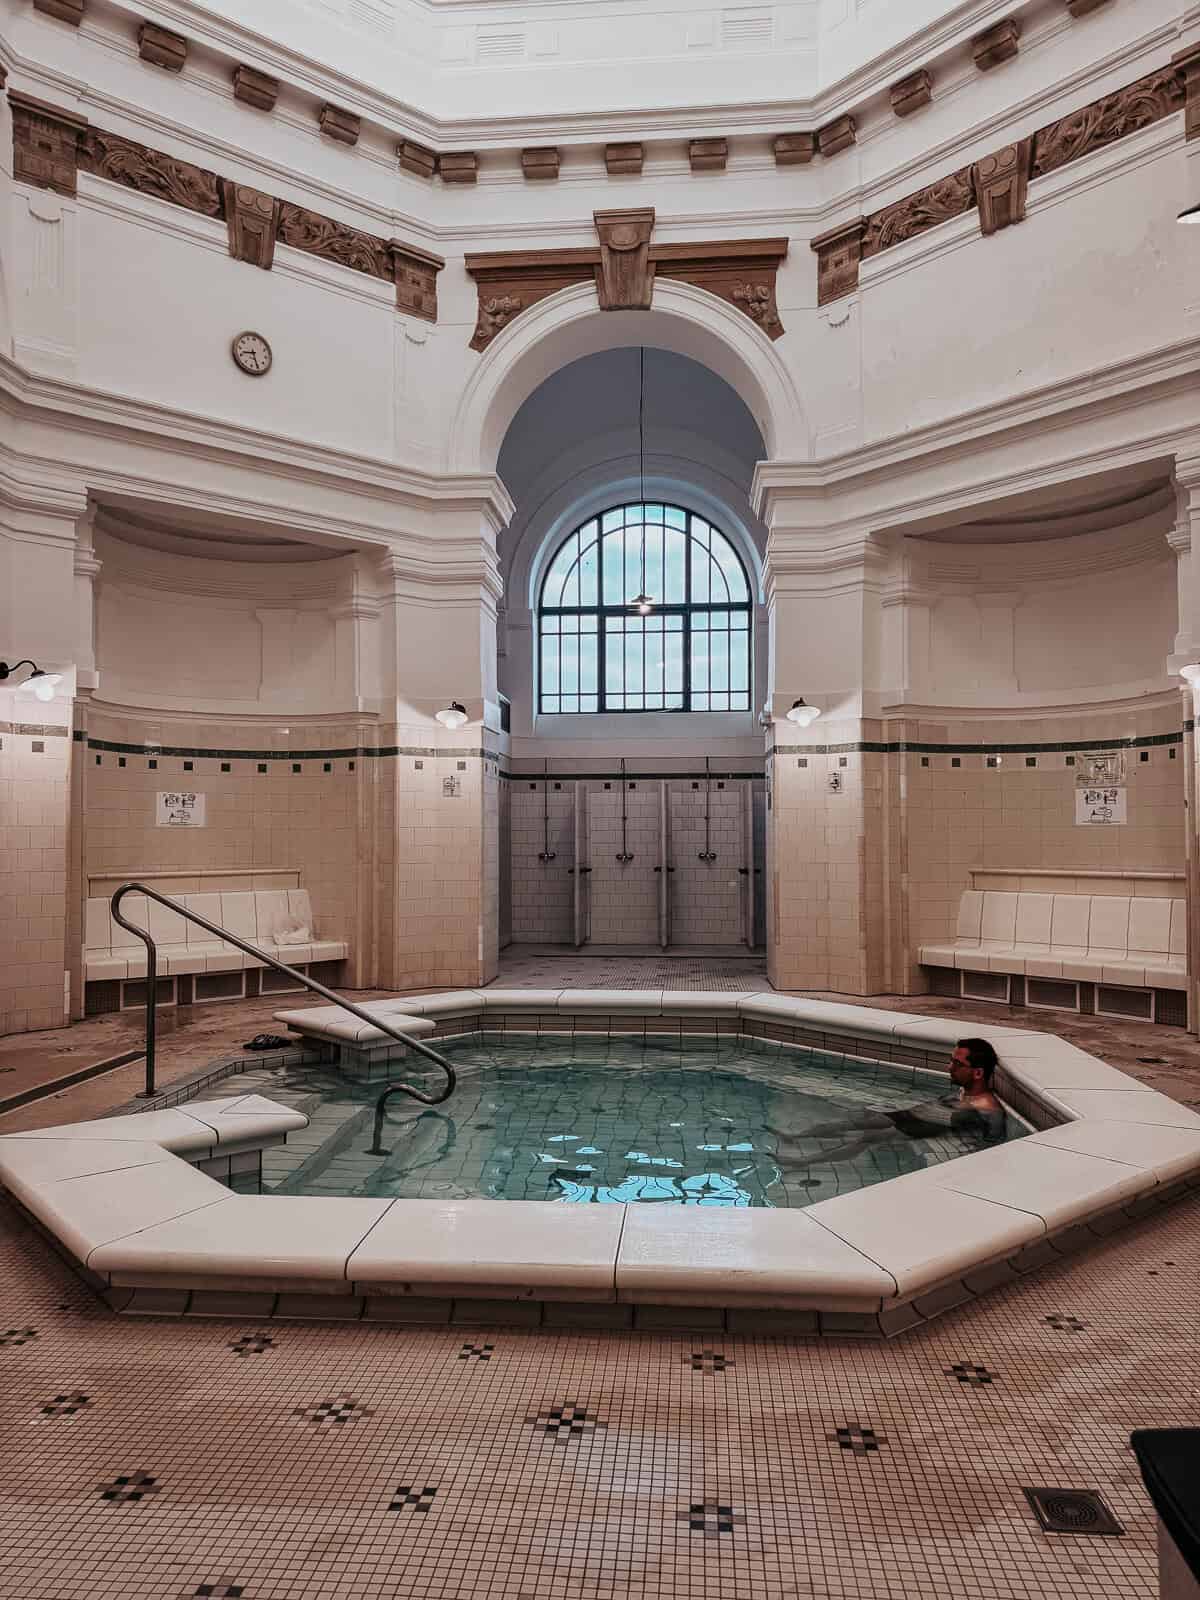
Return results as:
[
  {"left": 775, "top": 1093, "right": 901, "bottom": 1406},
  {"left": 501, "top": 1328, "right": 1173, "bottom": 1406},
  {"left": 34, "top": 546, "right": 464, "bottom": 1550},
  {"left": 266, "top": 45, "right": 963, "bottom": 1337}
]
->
[
  {"left": 84, "top": 888, "right": 349, "bottom": 1013},
  {"left": 919, "top": 890, "right": 1187, "bottom": 1025}
]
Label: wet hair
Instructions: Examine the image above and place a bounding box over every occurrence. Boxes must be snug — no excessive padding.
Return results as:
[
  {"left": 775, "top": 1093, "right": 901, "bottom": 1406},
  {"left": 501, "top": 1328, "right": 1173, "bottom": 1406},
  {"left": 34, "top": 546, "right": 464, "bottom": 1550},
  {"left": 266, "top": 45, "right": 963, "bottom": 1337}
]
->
[{"left": 957, "top": 1037, "right": 998, "bottom": 1087}]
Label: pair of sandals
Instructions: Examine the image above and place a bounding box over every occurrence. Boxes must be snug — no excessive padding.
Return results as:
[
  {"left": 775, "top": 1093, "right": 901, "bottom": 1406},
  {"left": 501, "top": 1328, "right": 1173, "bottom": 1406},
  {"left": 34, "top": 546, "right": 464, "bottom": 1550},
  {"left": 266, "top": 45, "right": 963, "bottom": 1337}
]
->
[{"left": 243, "top": 1033, "right": 291, "bottom": 1052}]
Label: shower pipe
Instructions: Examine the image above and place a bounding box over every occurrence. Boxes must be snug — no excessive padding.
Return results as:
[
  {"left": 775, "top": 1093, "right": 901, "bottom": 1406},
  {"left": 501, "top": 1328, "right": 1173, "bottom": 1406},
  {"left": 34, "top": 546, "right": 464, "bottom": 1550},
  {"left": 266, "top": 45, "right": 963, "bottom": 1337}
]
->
[
  {"left": 698, "top": 756, "right": 718, "bottom": 861},
  {"left": 616, "top": 757, "right": 635, "bottom": 862},
  {"left": 109, "top": 883, "right": 457, "bottom": 1110},
  {"left": 537, "top": 758, "right": 556, "bottom": 862}
]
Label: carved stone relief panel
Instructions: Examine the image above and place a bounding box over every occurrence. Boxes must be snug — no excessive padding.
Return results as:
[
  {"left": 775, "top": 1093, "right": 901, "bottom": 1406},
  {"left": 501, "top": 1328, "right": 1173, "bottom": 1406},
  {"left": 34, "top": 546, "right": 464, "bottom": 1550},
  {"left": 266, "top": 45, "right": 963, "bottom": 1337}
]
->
[
  {"left": 773, "top": 133, "right": 814, "bottom": 166},
  {"left": 391, "top": 241, "right": 444, "bottom": 321},
  {"left": 138, "top": 23, "right": 187, "bottom": 72},
  {"left": 464, "top": 251, "right": 595, "bottom": 351},
  {"left": 972, "top": 19, "right": 1020, "bottom": 71},
  {"left": 890, "top": 70, "right": 932, "bottom": 118},
  {"left": 810, "top": 218, "right": 866, "bottom": 306},
  {"left": 233, "top": 66, "right": 279, "bottom": 112},
  {"left": 971, "top": 140, "right": 1031, "bottom": 235},
  {"left": 78, "top": 127, "right": 222, "bottom": 215},
  {"left": 10, "top": 94, "right": 88, "bottom": 197},
  {"left": 1176, "top": 44, "right": 1200, "bottom": 141},
  {"left": 594, "top": 208, "right": 656, "bottom": 309},
  {"left": 221, "top": 180, "right": 279, "bottom": 268},
  {"left": 653, "top": 239, "right": 787, "bottom": 339},
  {"left": 275, "top": 203, "right": 392, "bottom": 279},
  {"left": 399, "top": 140, "right": 438, "bottom": 179},
  {"left": 1031, "top": 66, "right": 1185, "bottom": 176},
  {"left": 861, "top": 168, "right": 975, "bottom": 258}
]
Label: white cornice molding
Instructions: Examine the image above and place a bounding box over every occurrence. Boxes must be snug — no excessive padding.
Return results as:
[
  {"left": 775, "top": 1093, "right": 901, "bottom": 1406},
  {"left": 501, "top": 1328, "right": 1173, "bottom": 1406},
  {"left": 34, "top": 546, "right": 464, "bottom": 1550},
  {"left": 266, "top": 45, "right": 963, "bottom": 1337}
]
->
[{"left": 881, "top": 688, "right": 1182, "bottom": 719}]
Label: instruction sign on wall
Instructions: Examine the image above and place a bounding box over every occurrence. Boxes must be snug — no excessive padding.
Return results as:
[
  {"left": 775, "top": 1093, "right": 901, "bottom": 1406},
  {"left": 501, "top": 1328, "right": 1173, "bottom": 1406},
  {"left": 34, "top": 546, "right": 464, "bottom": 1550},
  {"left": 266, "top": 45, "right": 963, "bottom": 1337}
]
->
[
  {"left": 156, "top": 791, "right": 205, "bottom": 827},
  {"left": 1075, "top": 787, "right": 1126, "bottom": 826}
]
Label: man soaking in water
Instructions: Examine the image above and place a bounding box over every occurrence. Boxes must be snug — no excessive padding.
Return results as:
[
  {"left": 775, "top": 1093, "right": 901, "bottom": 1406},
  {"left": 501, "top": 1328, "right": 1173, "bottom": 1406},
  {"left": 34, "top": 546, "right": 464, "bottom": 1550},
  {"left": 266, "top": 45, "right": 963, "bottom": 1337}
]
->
[{"left": 769, "top": 1037, "right": 1007, "bottom": 1168}]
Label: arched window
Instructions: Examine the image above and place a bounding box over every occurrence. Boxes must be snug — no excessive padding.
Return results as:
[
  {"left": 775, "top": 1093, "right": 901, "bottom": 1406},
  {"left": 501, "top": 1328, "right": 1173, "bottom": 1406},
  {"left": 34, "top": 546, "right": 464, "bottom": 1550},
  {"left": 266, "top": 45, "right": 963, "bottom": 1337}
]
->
[{"left": 538, "top": 503, "right": 752, "bottom": 714}]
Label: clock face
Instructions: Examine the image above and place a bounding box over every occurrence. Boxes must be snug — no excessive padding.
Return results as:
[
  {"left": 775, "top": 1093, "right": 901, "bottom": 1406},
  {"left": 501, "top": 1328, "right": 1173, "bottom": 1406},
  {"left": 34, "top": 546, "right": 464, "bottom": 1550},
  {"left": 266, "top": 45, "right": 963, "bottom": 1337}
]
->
[{"left": 231, "top": 331, "right": 272, "bottom": 376}]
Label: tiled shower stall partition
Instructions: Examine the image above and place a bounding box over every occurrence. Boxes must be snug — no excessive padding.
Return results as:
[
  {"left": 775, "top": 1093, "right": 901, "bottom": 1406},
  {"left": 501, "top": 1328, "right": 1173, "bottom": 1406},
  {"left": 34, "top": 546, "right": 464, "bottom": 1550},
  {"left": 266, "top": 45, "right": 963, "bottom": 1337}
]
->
[{"left": 0, "top": 714, "right": 70, "bottom": 1037}]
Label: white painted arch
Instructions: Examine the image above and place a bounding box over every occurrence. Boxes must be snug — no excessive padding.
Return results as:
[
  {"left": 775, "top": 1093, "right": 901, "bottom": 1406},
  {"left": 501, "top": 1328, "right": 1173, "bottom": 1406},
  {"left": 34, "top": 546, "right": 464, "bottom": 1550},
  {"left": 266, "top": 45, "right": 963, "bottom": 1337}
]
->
[{"left": 447, "top": 280, "right": 810, "bottom": 476}]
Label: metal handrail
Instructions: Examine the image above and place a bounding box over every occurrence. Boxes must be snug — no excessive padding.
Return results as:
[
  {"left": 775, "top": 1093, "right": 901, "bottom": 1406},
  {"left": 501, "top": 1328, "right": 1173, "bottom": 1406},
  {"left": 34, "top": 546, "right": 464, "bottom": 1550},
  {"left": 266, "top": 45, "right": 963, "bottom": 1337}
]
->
[{"left": 109, "top": 882, "right": 456, "bottom": 1107}]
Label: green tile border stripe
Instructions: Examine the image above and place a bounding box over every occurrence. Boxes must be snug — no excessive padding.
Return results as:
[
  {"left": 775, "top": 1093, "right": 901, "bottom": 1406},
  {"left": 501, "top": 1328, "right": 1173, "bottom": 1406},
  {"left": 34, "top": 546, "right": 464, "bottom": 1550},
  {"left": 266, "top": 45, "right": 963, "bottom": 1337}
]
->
[{"left": 773, "top": 730, "right": 1185, "bottom": 756}]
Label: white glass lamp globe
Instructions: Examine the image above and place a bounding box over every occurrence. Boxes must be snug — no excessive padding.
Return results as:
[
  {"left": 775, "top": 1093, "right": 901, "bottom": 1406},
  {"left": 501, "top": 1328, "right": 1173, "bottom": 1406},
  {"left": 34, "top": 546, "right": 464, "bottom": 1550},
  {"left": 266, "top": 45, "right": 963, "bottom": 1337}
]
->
[
  {"left": 30, "top": 672, "right": 63, "bottom": 703},
  {"left": 786, "top": 698, "right": 821, "bottom": 727},
  {"left": 632, "top": 593, "right": 654, "bottom": 616},
  {"left": 435, "top": 701, "right": 469, "bottom": 730},
  {"left": 1179, "top": 201, "right": 1200, "bottom": 226}
]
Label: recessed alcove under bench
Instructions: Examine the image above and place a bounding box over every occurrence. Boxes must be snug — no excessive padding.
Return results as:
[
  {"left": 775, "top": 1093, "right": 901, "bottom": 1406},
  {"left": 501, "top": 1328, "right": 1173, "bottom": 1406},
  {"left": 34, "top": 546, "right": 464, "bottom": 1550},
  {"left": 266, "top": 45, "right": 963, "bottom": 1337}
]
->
[{"left": 3, "top": 994, "right": 1198, "bottom": 1337}]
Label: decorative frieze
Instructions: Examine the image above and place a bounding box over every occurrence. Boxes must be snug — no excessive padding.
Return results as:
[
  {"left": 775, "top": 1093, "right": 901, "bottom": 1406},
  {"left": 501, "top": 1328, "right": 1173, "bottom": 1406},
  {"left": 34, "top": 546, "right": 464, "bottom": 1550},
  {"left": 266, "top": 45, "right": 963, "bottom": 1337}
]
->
[
  {"left": 890, "top": 70, "right": 932, "bottom": 118},
  {"left": 817, "top": 116, "right": 856, "bottom": 158},
  {"left": 1171, "top": 43, "right": 1200, "bottom": 141},
  {"left": 688, "top": 138, "right": 728, "bottom": 173},
  {"left": 10, "top": 93, "right": 88, "bottom": 197},
  {"left": 594, "top": 208, "right": 656, "bottom": 309},
  {"left": 605, "top": 142, "right": 644, "bottom": 175},
  {"left": 232, "top": 65, "right": 279, "bottom": 112},
  {"left": 810, "top": 218, "right": 865, "bottom": 306},
  {"left": 138, "top": 22, "right": 187, "bottom": 72},
  {"left": 773, "top": 132, "right": 815, "bottom": 166},
  {"left": 972, "top": 18, "right": 1020, "bottom": 72},
  {"left": 1031, "top": 66, "right": 1184, "bottom": 177},
  {"left": 440, "top": 151, "right": 478, "bottom": 184},
  {"left": 33, "top": 0, "right": 84, "bottom": 23},
  {"left": 861, "top": 167, "right": 974, "bottom": 257},
  {"left": 398, "top": 140, "right": 437, "bottom": 179},
  {"left": 78, "top": 127, "right": 221, "bottom": 214},
  {"left": 221, "top": 180, "right": 279, "bottom": 269},
  {"left": 391, "top": 240, "right": 444, "bottom": 321},
  {"left": 276, "top": 202, "right": 392, "bottom": 279},
  {"left": 521, "top": 146, "right": 560, "bottom": 180},
  {"left": 465, "top": 218, "right": 788, "bottom": 349},
  {"left": 319, "top": 105, "right": 360, "bottom": 146},
  {"left": 972, "top": 140, "right": 1031, "bottom": 234}
]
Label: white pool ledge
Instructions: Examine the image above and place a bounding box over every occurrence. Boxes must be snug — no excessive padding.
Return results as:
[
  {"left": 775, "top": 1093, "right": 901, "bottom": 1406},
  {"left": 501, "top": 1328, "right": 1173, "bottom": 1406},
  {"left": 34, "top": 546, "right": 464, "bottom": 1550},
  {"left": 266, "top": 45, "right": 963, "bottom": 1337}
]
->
[{"left": 3, "top": 997, "right": 1199, "bottom": 1336}]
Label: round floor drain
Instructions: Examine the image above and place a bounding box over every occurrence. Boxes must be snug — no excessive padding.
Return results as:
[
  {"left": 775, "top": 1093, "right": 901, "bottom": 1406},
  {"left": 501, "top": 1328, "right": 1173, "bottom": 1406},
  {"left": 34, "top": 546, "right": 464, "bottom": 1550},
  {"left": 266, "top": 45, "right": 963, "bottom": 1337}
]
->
[{"left": 1023, "top": 1488, "right": 1124, "bottom": 1535}]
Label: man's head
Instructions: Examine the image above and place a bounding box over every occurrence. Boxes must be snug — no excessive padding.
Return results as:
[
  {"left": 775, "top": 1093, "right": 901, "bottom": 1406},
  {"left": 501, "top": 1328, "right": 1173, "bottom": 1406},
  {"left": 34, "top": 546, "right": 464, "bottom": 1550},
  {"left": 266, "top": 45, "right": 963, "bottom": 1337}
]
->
[{"left": 951, "top": 1037, "right": 998, "bottom": 1091}]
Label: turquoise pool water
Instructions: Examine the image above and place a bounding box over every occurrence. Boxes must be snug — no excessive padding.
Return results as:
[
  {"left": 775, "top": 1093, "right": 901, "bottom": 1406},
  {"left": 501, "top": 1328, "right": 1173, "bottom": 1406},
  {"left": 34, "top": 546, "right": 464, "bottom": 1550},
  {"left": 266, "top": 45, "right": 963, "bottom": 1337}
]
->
[{"left": 247, "top": 1033, "right": 1025, "bottom": 1208}]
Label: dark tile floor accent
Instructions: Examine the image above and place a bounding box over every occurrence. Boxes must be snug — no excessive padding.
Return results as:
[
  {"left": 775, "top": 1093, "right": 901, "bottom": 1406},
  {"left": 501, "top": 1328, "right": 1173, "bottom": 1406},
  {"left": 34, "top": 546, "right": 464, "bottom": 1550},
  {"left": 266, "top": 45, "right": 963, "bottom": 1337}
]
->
[
  {"left": 945, "top": 1362, "right": 996, "bottom": 1385},
  {"left": 529, "top": 1402, "right": 605, "bottom": 1440},
  {"left": 189, "top": 1582, "right": 245, "bottom": 1598},
  {"left": 828, "top": 1425, "right": 887, "bottom": 1454},
  {"left": 228, "top": 1334, "right": 275, "bottom": 1357},
  {"left": 679, "top": 1501, "right": 746, "bottom": 1537},
  {"left": 1044, "top": 1314, "right": 1089, "bottom": 1331},
  {"left": 1024, "top": 1487, "right": 1125, "bottom": 1536},
  {"left": 457, "top": 1342, "right": 494, "bottom": 1361},
  {"left": 687, "top": 1350, "right": 731, "bottom": 1372},
  {"left": 290, "top": 1396, "right": 373, "bottom": 1426},
  {"left": 0, "top": 1327, "right": 37, "bottom": 1346},
  {"left": 97, "top": 1471, "right": 160, "bottom": 1502},
  {"left": 39, "top": 1392, "right": 91, "bottom": 1416},
  {"left": 388, "top": 1486, "right": 438, "bottom": 1513}
]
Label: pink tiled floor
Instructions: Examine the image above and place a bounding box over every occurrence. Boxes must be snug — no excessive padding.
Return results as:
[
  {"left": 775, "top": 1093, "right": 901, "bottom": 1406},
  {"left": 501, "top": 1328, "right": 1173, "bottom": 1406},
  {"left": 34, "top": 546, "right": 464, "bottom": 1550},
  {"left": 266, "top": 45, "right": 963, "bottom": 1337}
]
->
[{"left": 1, "top": 952, "right": 1198, "bottom": 1597}]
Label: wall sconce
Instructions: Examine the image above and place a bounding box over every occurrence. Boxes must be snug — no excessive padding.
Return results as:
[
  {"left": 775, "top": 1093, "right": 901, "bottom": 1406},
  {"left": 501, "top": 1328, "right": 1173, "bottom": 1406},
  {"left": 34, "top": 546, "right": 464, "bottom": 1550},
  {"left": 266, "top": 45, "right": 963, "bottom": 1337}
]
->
[
  {"left": 1179, "top": 664, "right": 1200, "bottom": 685},
  {"left": 786, "top": 698, "right": 821, "bottom": 727},
  {"left": 0, "top": 660, "right": 62, "bottom": 702},
  {"left": 1178, "top": 201, "right": 1200, "bottom": 226},
  {"left": 435, "top": 701, "right": 469, "bottom": 729}
]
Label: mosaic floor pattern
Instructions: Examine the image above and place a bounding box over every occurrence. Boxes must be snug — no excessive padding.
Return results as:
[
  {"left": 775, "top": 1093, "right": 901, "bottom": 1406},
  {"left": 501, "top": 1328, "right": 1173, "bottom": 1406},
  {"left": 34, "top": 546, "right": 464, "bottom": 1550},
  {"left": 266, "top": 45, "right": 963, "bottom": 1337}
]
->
[{"left": 1, "top": 1182, "right": 1197, "bottom": 1597}]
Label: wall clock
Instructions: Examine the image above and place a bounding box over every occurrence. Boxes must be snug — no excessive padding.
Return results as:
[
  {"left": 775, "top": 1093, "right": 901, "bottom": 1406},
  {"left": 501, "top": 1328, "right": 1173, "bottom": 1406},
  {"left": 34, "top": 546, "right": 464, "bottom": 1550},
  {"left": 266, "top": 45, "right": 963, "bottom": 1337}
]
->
[{"left": 231, "top": 331, "right": 272, "bottom": 376}]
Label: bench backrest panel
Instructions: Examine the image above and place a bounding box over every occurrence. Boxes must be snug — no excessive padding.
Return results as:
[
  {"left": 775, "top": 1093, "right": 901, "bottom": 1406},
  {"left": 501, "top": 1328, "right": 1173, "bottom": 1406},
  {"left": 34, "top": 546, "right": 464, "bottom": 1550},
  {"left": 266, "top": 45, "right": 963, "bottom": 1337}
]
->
[
  {"left": 954, "top": 888, "right": 1184, "bottom": 958},
  {"left": 85, "top": 888, "right": 321, "bottom": 953}
]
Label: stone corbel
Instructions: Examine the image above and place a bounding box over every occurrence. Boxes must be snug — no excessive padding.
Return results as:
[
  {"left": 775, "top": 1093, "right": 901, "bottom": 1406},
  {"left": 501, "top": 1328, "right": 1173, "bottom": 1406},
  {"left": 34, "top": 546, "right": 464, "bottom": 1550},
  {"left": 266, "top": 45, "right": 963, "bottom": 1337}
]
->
[
  {"left": 390, "top": 239, "right": 444, "bottom": 321},
  {"left": 138, "top": 23, "right": 187, "bottom": 72},
  {"left": 972, "top": 138, "right": 1032, "bottom": 235},
  {"left": 33, "top": 0, "right": 84, "bottom": 22},
  {"left": 9, "top": 93, "right": 88, "bottom": 197},
  {"left": 1174, "top": 42, "right": 1200, "bottom": 141},
  {"left": 221, "top": 180, "right": 280, "bottom": 269},
  {"left": 810, "top": 217, "right": 865, "bottom": 307},
  {"left": 232, "top": 65, "right": 279, "bottom": 112},
  {"left": 594, "top": 208, "right": 656, "bottom": 309},
  {"left": 890, "top": 70, "right": 932, "bottom": 118},
  {"left": 972, "top": 18, "right": 1020, "bottom": 72},
  {"left": 319, "top": 105, "right": 360, "bottom": 146}
]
